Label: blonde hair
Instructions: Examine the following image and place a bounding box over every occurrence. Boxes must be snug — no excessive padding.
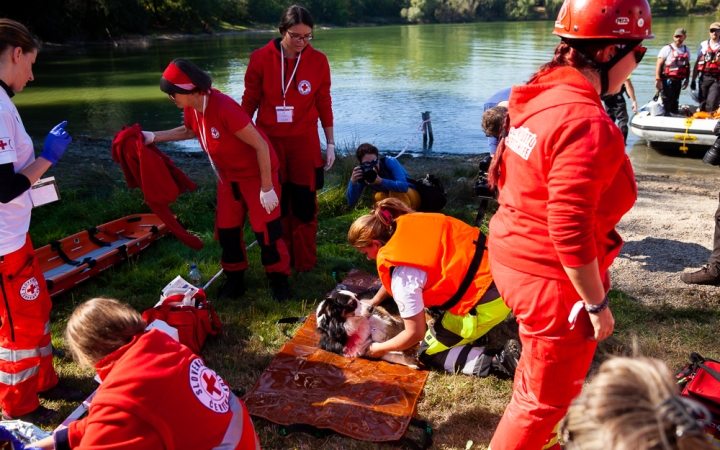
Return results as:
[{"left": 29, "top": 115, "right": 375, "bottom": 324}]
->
[
  {"left": 348, "top": 198, "right": 415, "bottom": 249},
  {"left": 65, "top": 298, "right": 146, "bottom": 368},
  {"left": 563, "top": 357, "right": 714, "bottom": 450}
]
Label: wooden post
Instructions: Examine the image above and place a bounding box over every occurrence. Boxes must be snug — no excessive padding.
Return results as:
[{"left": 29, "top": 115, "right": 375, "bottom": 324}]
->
[
  {"left": 426, "top": 111, "right": 434, "bottom": 148},
  {"left": 422, "top": 112, "right": 429, "bottom": 149}
]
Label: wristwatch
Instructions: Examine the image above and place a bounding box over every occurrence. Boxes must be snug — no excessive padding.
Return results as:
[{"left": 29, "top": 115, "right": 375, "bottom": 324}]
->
[{"left": 584, "top": 295, "right": 609, "bottom": 314}]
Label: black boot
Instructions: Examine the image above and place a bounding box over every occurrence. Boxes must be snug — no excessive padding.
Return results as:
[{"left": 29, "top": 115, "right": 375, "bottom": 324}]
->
[
  {"left": 217, "top": 270, "right": 246, "bottom": 301},
  {"left": 491, "top": 339, "right": 521, "bottom": 378},
  {"left": 267, "top": 272, "right": 291, "bottom": 302}
]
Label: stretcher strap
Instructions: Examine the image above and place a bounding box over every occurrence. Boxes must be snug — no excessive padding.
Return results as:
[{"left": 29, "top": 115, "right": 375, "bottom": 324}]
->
[
  {"left": 278, "top": 418, "right": 433, "bottom": 449},
  {"left": 430, "top": 232, "right": 486, "bottom": 313},
  {"left": 50, "top": 242, "right": 97, "bottom": 268},
  {"left": 474, "top": 198, "right": 489, "bottom": 228},
  {"left": 276, "top": 316, "right": 306, "bottom": 339},
  {"left": 86, "top": 228, "right": 111, "bottom": 248}
]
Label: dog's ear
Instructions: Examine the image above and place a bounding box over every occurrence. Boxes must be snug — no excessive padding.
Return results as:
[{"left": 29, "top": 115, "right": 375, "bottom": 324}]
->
[{"left": 319, "top": 320, "right": 347, "bottom": 355}]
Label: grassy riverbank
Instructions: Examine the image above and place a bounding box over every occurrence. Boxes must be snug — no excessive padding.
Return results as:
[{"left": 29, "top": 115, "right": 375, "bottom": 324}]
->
[{"left": 32, "top": 141, "right": 720, "bottom": 449}]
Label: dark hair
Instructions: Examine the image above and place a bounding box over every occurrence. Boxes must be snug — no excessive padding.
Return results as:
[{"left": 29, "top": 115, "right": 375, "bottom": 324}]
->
[
  {"left": 279, "top": 5, "right": 314, "bottom": 34},
  {"left": 356, "top": 143, "right": 379, "bottom": 162},
  {"left": 489, "top": 38, "right": 640, "bottom": 187},
  {"left": 482, "top": 106, "right": 508, "bottom": 138},
  {"left": 0, "top": 19, "right": 38, "bottom": 55},
  {"left": 159, "top": 58, "right": 212, "bottom": 96}
]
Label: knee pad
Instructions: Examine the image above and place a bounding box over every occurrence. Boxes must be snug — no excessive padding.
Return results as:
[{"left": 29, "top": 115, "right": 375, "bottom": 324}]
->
[
  {"left": 266, "top": 217, "right": 283, "bottom": 243},
  {"left": 254, "top": 231, "right": 281, "bottom": 266},
  {"left": 218, "top": 227, "right": 245, "bottom": 264},
  {"left": 280, "top": 183, "right": 292, "bottom": 218},
  {"left": 290, "top": 183, "right": 316, "bottom": 224},
  {"left": 315, "top": 166, "right": 325, "bottom": 191}
]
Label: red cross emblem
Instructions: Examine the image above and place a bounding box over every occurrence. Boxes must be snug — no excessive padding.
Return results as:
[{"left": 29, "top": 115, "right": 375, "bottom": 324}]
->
[
  {"left": 0, "top": 140, "right": 6, "bottom": 150},
  {"left": 203, "top": 373, "right": 221, "bottom": 396}
]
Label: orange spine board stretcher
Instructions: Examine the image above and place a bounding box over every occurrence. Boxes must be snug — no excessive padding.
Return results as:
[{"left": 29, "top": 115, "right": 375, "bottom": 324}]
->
[
  {"left": 242, "top": 269, "right": 430, "bottom": 442},
  {"left": 35, "top": 214, "right": 169, "bottom": 297}
]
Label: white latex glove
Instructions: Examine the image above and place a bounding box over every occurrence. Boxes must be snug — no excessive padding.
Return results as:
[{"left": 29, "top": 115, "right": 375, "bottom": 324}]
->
[
  {"left": 324, "top": 143, "right": 335, "bottom": 171},
  {"left": 142, "top": 131, "right": 155, "bottom": 145},
  {"left": 260, "top": 187, "right": 279, "bottom": 214}
]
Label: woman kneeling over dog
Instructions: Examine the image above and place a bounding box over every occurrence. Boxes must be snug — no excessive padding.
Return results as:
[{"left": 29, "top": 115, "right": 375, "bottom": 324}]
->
[
  {"left": 349, "top": 198, "right": 519, "bottom": 378},
  {"left": 33, "top": 298, "right": 259, "bottom": 450}
]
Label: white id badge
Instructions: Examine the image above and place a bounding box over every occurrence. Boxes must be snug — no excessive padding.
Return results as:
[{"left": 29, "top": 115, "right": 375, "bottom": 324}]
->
[{"left": 276, "top": 106, "right": 294, "bottom": 123}]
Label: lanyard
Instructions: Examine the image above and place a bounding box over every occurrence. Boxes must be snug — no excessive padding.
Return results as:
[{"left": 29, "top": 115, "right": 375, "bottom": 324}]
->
[
  {"left": 193, "top": 94, "right": 222, "bottom": 183},
  {"left": 280, "top": 46, "right": 301, "bottom": 107}
]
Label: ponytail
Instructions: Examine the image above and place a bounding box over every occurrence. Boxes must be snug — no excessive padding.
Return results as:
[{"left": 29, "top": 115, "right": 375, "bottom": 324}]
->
[{"left": 348, "top": 198, "right": 414, "bottom": 249}]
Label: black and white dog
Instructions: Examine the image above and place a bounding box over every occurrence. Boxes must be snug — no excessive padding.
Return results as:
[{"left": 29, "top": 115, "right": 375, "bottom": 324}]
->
[{"left": 316, "top": 288, "right": 419, "bottom": 368}]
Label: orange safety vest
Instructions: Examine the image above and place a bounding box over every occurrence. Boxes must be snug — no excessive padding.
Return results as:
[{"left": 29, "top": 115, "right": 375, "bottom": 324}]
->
[
  {"left": 662, "top": 44, "right": 690, "bottom": 79},
  {"left": 376, "top": 214, "right": 494, "bottom": 316},
  {"left": 699, "top": 41, "right": 720, "bottom": 75}
]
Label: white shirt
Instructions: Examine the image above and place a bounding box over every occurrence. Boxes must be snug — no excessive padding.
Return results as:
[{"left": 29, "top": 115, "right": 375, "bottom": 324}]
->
[
  {"left": 657, "top": 43, "right": 688, "bottom": 64},
  {"left": 698, "top": 40, "right": 720, "bottom": 59},
  {"left": 390, "top": 266, "right": 427, "bottom": 319},
  {"left": 0, "top": 87, "right": 34, "bottom": 255}
]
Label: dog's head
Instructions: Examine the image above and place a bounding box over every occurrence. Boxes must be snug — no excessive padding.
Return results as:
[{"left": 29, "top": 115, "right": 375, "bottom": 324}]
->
[{"left": 316, "top": 289, "right": 374, "bottom": 355}]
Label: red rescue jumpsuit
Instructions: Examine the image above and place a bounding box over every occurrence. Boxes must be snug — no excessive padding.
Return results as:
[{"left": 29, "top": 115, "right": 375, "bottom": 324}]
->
[
  {"left": 59, "top": 329, "right": 259, "bottom": 449},
  {"left": 184, "top": 89, "right": 290, "bottom": 275},
  {"left": 488, "top": 67, "right": 637, "bottom": 450},
  {"left": 242, "top": 38, "right": 333, "bottom": 272},
  {"left": 0, "top": 85, "right": 59, "bottom": 417}
]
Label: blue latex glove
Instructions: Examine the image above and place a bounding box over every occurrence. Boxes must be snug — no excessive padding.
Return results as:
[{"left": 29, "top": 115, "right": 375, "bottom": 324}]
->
[
  {"left": 0, "top": 425, "right": 30, "bottom": 449},
  {"left": 39, "top": 121, "right": 72, "bottom": 166}
]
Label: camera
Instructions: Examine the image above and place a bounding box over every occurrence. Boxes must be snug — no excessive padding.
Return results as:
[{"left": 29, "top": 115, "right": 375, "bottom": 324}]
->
[
  {"left": 360, "top": 160, "right": 378, "bottom": 183},
  {"left": 474, "top": 155, "right": 496, "bottom": 199},
  {"left": 702, "top": 121, "right": 720, "bottom": 165}
]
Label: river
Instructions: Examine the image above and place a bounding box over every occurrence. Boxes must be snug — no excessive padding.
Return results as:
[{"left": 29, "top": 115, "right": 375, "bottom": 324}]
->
[{"left": 13, "top": 17, "right": 720, "bottom": 175}]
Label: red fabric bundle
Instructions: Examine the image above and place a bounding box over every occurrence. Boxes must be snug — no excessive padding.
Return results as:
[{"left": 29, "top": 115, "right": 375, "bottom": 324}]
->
[{"left": 111, "top": 124, "right": 203, "bottom": 251}]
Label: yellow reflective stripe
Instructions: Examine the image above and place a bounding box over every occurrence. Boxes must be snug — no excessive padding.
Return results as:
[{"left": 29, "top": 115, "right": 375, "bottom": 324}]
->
[
  {"left": 0, "top": 366, "right": 39, "bottom": 385},
  {"left": 39, "top": 342, "right": 52, "bottom": 358},
  {"left": 212, "top": 394, "right": 244, "bottom": 449},
  {"left": 541, "top": 422, "right": 560, "bottom": 449},
  {"left": 0, "top": 347, "right": 39, "bottom": 363}
]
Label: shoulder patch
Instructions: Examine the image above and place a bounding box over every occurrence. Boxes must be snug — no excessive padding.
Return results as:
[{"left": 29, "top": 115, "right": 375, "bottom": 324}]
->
[
  {"left": 189, "top": 358, "right": 230, "bottom": 413},
  {"left": 0, "top": 137, "right": 14, "bottom": 152}
]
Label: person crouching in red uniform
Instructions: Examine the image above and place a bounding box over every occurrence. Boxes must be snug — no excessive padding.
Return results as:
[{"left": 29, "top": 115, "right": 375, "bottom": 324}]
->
[
  {"left": 486, "top": 0, "right": 653, "bottom": 449},
  {"left": 143, "top": 59, "right": 292, "bottom": 302},
  {"left": 32, "top": 298, "right": 259, "bottom": 450},
  {"left": 242, "top": 5, "right": 335, "bottom": 273}
]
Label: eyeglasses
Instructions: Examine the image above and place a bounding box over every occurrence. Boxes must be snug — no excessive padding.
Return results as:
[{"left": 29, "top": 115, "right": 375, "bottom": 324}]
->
[
  {"left": 287, "top": 31, "right": 313, "bottom": 42},
  {"left": 711, "top": 29, "right": 720, "bottom": 33},
  {"left": 634, "top": 45, "right": 647, "bottom": 64},
  {"left": 168, "top": 93, "right": 175, "bottom": 100},
  {"left": 674, "top": 35, "right": 685, "bottom": 38}
]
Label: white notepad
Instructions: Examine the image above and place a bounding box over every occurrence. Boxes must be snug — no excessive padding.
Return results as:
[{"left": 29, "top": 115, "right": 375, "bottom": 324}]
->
[{"left": 30, "top": 177, "right": 60, "bottom": 207}]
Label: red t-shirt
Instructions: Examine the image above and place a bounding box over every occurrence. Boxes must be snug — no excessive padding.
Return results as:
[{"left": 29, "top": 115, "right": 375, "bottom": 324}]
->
[
  {"left": 489, "top": 66, "right": 637, "bottom": 280},
  {"left": 184, "top": 89, "right": 278, "bottom": 181}
]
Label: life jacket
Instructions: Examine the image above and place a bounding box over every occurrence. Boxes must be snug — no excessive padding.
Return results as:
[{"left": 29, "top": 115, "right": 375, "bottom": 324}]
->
[
  {"left": 376, "top": 214, "right": 494, "bottom": 316},
  {"left": 662, "top": 44, "right": 690, "bottom": 79},
  {"left": 699, "top": 41, "right": 720, "bottom": 75},
  {"left": 85, "top": 329, "right": 259, "bottom": 449}
]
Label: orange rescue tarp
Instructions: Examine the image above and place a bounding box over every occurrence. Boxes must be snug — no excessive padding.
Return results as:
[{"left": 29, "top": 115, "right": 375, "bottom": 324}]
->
[{"left": 242, "top": 269, "right": 429, "bottom": 442}]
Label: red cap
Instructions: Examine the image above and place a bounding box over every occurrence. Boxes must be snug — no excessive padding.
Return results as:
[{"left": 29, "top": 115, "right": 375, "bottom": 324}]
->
[{"left": 162, "top": 62, "right": 196, "bottom": 90}]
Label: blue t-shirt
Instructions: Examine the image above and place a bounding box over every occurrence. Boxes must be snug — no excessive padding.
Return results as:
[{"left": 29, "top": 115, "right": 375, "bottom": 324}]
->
[
  {"left": 346, "top": 156, "right": 413, "bottom": 207},
  {"left": 483, "top": 88, "right": 512, "bottom": 155}
]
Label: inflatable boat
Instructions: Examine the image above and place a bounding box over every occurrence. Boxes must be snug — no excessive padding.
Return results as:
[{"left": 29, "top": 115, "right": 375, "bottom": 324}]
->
[
  {"left": 630, "top": 111, "right": 718, "bottom": 150},
  {"left": 36, "top": 214, "right": 169, "bottom": 297}
]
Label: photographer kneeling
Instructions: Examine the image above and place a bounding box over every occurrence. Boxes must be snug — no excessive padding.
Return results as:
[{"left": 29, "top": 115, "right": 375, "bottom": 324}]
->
[{"left": 346, "top": 143, "right": 421, "bottom": 210}]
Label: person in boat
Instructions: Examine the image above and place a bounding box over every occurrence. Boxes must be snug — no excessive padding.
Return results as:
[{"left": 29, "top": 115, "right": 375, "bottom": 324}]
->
[
  {"left": 485, "top": 0, "right": 652, "bottom": 447},
  {"left": 0, "top": 18, "right": 84, "bottom": 425},
  {"left": 483, "top": 88, "right": 511, "bottom": 155},
  {"left": 32, "top": 298, "right": 260, "bottom": 450},
  {"left": 142, "top": 59, "right": 292, "bottom": 302},
  {"left": 655, "top": 28, "right": 690, "bottom": 115},
  {"left": 691, "top": 22, "right": 720, "bottom": 113},
  {"left": 346, "top": 143, "right": 421, "bottom": 210},
  {"left": 348, "top": 198, "right": 520, "bottom": 379},
  {"left": 241, "top": 5, "right": 335, "bottom": 274},
  {"left": 601, "top": 77, "right": 637, "bottom": 142}
]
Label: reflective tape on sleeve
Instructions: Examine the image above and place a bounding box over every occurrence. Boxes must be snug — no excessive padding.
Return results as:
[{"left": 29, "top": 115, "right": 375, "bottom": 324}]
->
[
  {"left": 0, "top": 346, "right": 39, "bottom": 363},
  {"left": 213, "top": 394, "right": 245, "bottom": 450},
  {"left": 0, "top": 365, "right": 39, "bottom": 385},
  {"left": 44, "top": 321, "right": 51, "bottom": 335}
]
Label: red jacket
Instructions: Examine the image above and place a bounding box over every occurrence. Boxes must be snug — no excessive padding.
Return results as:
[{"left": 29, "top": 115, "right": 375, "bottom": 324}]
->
[
  {"left": 241, "top": 39, "right": 333, "bottom": 137},
  {"left": 488, "top": 66, "right": 637, "bottom": 279},
  {"left": 66, "top": 329, "right": 259, "bottom": 450},
  {"left": 111, "top": 125, "right": 203, "bottom": 251},
  {"left": 183, "top": 89, "right": 279, "bottom": 181}
]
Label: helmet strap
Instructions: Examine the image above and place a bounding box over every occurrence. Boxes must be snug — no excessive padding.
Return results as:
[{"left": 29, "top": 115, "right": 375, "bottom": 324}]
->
[{"left": 595, "top": 44, "right": 636, "bottom": 95}]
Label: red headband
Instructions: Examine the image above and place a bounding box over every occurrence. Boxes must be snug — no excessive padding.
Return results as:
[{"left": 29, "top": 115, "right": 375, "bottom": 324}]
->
[
  {"left": 162, "top": 62, "right": 196, "bottom": 91},
  {"left": 378, "top": 209, "right": 393, "bottom": 226}
]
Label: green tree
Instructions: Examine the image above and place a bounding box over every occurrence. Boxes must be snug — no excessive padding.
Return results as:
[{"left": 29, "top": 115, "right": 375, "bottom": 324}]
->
[
  {"left": 435, "top": 0, "right": 479, "bottom": 22},
  {"left": 400, "top": 0, "right": 437, "bottom": 22},
  {"left": 505, "top": 0, "right": 536, "bottom": 19}
]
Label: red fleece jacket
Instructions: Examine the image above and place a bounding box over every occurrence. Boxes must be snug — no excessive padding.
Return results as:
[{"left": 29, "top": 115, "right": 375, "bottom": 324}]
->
[
  {"left": 488, "top": 66, "right": 637, "bottom": 280},
  {"left": 241, "top": 38, "right": 333, "bottom": 137},
  {"left": 111, "top": 125, "right": 204, "bottom": 251}
]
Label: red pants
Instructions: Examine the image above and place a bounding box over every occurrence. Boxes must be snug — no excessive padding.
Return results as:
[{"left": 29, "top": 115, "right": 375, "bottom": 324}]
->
[
  {"left": 489, "top": 258, "right": 604, "bottom": 450},
  {"left": 216, "top": 173, "right": 290, "bottom": 275},
  {"left": 0, "top": 236, "right": 58, "bottom": 416},
  {"left": 267, "top": 130, "right": 324, "bottom": 272}
]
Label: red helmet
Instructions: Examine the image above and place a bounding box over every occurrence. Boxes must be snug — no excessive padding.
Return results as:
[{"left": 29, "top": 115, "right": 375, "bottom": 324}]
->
[{"left": 553, "top": 0, "right": 654, "bottom": 40}]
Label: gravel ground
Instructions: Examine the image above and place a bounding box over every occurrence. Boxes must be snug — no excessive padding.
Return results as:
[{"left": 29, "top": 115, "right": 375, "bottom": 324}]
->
[{"left": 612, "top": 173, "right": 720, "bottom": 306}]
